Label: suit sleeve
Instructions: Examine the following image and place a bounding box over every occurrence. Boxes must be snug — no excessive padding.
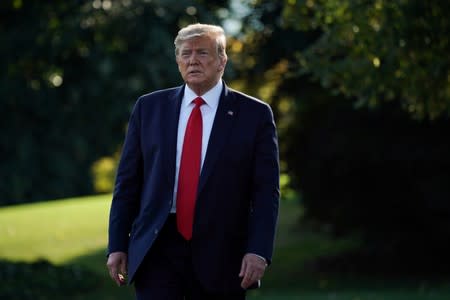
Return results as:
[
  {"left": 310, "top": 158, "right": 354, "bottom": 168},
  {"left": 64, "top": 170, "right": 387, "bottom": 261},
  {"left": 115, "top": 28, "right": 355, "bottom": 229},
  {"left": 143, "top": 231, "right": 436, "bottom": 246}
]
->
[
  {"left": 107, "top": 98, "right": 143, "bottom": 255},
  {"left": 247, "top": 104, "right": 280, "bottom": 264}
]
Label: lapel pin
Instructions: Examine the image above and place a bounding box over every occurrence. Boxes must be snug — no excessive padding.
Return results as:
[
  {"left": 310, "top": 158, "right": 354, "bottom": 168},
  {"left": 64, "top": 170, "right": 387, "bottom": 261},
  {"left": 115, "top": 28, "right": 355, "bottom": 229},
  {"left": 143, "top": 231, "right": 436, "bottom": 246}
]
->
[{"left": 227, "top": 111, "right": 234, "bottom": 116}]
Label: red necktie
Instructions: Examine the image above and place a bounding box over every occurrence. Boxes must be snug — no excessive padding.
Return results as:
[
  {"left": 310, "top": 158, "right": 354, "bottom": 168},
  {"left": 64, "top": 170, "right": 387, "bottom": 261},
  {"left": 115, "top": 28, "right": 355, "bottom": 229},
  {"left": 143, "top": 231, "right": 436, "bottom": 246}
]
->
[{"left": 177, "top": 97, "right": 205, "bottom": 240}]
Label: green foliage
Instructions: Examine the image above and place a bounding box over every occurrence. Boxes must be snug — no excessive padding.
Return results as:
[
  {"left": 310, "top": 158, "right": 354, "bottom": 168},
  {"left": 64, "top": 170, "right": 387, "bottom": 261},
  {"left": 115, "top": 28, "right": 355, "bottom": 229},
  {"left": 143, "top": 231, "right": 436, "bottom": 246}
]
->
[
  {"left": 234, "top": 0, "right": 450, "bottom": 268},
  {"left": 0, "top": 0, "right": 226, "bottom": 205},
  {"left": 278, "top": 0, "right": 450, "bottom": 261},
  {"left": 286, "top": 92, "right": 450, "bottom": 260},
  {"left": 0, "top": 259, "right": 99, "bottom": 300},
  {"left": 282, "top": 0, "right": 450, "bottom": 120},
  {"left": 91, "top": 155, "right": 118, "bottom": 193}
]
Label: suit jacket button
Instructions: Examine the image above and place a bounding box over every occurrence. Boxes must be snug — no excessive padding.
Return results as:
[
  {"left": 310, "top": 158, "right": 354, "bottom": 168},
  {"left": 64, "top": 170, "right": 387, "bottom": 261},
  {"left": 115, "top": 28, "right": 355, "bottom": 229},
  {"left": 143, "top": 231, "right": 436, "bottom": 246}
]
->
[{"left": 154, "top": 229, "right": 158, "bottom": 235}]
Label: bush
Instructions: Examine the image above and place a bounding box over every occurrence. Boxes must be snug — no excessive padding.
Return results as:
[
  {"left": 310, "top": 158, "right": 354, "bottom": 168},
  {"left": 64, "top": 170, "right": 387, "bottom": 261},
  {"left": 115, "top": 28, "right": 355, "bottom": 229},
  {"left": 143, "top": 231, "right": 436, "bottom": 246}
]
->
[{"left": 286, "top": 93, "right": 450, "bottom": 263}]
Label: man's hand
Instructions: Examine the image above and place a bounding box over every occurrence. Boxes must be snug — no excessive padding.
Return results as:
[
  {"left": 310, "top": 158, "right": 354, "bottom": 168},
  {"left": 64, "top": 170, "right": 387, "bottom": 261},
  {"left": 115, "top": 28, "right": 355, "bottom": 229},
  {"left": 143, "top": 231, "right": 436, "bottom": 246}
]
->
[
  {"left": 239, "top": 253, "right": 268, "bottom": 289},
  {"left": 106, "top": 251, "right": 128, "bottom": 286}
]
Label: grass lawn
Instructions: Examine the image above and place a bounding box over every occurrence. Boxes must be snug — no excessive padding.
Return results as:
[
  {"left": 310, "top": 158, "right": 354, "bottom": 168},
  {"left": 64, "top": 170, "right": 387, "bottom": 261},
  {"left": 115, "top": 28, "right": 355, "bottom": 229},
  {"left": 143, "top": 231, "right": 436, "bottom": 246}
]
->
[{"left": 1, "top": 195, "right": 449, "bottom": 299}]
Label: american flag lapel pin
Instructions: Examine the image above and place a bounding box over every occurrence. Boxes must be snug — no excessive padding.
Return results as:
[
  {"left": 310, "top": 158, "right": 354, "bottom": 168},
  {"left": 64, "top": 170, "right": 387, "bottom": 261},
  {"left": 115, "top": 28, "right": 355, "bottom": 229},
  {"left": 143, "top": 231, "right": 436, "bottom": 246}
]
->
[{"left": 227, "top": 110, "right": 234, "bottom": 116}]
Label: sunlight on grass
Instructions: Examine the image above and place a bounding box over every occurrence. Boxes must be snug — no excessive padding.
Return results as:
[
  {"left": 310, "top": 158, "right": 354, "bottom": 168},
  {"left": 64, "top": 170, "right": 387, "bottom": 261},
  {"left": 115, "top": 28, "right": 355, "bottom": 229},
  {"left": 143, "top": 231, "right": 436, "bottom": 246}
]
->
[{"left": 0, "top": 194, "right": 112, "bottom": 264}]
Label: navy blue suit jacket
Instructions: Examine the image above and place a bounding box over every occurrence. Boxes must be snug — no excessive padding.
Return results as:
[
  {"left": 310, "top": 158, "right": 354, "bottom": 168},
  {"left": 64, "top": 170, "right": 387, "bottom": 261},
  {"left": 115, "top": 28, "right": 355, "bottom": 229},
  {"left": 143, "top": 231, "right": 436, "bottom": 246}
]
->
[{"left": 108, "top": 82, "right": 280, "bottom": 292}]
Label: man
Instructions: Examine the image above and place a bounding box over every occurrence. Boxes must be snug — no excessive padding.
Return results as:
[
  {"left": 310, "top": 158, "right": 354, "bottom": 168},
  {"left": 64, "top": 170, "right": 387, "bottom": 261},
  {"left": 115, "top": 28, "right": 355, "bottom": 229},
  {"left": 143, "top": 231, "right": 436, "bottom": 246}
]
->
[{"left": 107, "top": 23, "right": 280, "bottom": 299}]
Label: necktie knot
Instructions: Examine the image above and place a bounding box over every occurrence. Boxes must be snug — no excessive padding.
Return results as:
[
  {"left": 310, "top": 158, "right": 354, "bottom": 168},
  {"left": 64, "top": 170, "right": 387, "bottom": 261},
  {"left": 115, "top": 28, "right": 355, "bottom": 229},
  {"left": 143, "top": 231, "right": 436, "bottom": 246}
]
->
[{"left": 193, "top": 97, "right": 205, "bottom": 107}]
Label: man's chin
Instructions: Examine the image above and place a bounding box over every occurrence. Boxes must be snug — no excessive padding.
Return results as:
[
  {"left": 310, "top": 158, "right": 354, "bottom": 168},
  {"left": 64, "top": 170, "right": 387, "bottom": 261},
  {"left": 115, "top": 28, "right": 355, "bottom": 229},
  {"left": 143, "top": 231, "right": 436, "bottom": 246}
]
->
[
  {"left": 186, "top": 79, "right": 205, "bottom": 88},
  {"left": 186, "top": 74, "right": 204, "bottom": 82},
  {"left": 186, "top": 81, "right": 211, "bottom": 94}
]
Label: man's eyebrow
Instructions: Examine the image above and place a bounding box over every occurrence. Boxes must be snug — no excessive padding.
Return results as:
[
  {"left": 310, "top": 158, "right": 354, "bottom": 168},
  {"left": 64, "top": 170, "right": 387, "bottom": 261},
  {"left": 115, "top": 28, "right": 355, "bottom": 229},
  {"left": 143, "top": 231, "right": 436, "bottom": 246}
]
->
[{"left": 180, "top": 47, "right": 208, "bottom": 53}]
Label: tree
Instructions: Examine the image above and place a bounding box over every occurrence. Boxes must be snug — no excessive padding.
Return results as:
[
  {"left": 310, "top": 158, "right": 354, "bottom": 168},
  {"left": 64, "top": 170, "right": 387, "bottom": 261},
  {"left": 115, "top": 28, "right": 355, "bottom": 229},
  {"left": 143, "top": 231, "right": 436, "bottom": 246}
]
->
[
  {"left": 282, "top": 0, "right": 450, "bottom": 120},
  {"left": 233, "top": 0, "right": 450, "bottom": 269},
  {"left": 0, "top": 0, "right": 227, "bottom": 205}
]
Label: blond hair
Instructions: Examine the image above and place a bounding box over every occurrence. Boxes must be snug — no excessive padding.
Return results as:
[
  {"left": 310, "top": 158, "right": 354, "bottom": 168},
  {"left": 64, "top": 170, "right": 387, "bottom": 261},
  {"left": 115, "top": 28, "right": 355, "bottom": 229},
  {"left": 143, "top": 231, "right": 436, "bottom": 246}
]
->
[{"left": 174, "top": 23, "right": 227, "bottom": 59}]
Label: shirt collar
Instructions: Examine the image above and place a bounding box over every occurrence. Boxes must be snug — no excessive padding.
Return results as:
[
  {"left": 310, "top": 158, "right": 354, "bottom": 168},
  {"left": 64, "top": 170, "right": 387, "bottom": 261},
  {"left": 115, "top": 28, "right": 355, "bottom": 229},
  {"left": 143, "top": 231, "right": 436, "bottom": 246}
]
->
[{"left": 183, "top": 80, "right": 223, "bottom": 110}]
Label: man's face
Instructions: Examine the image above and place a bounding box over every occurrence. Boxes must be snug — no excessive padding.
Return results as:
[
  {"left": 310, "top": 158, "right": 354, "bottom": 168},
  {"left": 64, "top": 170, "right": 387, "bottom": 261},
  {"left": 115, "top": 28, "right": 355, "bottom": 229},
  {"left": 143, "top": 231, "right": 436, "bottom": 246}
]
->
[{"left": 176, "top": 36, "right": 227, "bottom": 95}]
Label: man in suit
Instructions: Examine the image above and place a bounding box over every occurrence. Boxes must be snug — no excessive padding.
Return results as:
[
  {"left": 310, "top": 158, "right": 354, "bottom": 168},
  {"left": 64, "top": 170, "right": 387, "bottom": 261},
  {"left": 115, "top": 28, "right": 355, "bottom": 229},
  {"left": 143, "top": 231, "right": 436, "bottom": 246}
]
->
[{"left": 106, "top": 23, "right": 280, "bottom": 299}]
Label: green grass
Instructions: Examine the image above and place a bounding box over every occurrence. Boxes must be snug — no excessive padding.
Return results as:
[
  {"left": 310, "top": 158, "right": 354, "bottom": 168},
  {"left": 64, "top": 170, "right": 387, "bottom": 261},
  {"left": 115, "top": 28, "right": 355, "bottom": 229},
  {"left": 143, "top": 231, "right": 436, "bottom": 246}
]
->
[
  {"left": 1, "top": 195, "right": 450, "bottom": 299},
  {"left": 0, "top": 195, "right": 110, "bottom": 263},
  {"left": 0, "top": 194, "right": 135, "bottom": 299}
]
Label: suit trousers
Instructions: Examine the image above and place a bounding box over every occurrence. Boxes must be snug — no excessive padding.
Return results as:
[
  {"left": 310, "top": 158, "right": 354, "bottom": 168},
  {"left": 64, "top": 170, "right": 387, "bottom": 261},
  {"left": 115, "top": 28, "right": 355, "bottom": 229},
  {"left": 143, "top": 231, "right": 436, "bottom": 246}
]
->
[{"left": 134, "top": 214, "right": 246, "bottom": 300}]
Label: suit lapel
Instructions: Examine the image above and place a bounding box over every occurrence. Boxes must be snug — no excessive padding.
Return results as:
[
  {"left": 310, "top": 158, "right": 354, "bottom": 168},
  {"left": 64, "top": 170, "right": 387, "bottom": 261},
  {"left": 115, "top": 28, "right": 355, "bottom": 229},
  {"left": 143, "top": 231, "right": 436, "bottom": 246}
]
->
[
  {"left": 198, "top": 84, "right": 237, "bottom": 193},
  {"left": 163, "top": 86, "right": 184, "bottom": 187}
]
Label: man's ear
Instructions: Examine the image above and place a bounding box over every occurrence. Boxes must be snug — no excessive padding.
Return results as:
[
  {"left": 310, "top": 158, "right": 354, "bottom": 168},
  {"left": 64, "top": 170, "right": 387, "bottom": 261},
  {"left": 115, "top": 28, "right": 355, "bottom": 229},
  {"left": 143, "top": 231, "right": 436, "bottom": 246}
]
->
[{"left": 218, "top": 58, "right": 227, "bottom": 71}]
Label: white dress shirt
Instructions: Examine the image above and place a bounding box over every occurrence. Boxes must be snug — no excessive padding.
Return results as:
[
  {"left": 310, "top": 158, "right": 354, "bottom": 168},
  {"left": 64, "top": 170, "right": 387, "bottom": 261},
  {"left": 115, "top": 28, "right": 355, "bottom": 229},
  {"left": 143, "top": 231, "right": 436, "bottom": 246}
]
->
[{"left": 171, "top": 80, "right": 222, "bottom": 212}]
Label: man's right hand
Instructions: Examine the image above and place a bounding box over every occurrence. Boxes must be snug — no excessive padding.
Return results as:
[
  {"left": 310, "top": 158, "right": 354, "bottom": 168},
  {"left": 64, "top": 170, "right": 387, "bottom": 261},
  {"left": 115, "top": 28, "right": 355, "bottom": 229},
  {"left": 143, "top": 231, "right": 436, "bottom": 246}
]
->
[{"left": 106, "top": 251, "right": 128, "bottom": 286}]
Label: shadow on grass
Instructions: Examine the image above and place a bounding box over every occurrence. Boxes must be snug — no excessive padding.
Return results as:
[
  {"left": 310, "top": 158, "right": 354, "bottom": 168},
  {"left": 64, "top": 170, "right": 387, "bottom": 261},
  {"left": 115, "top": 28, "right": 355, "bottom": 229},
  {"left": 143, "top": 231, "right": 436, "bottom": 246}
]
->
[
  {"left": 249, "top": 211, "right": 450, "bottom": 299},
  {"left": 3, "top": 245, "right": 450, "bottom": 300},
  {"left": 0, "top": 259, "right": 99, "bottom": 300},
  {"left": 0, "top": 249, "right": 134, "bottom": 300},
  {"left": 66, "top": 248, "right": 135, "bottom": 300}
]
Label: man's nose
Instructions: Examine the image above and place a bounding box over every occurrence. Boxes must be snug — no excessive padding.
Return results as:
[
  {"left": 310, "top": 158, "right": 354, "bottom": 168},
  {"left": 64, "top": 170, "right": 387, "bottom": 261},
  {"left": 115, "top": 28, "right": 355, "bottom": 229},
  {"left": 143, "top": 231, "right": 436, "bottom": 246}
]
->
[{"left": 188, "top": 53, "right": 199, "bottom": 64}]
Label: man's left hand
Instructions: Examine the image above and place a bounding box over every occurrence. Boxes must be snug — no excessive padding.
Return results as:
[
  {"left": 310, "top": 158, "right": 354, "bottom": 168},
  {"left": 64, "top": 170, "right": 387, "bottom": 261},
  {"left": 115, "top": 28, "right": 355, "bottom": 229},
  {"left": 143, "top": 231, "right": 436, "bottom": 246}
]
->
[{"left": 239, "top": 253, "right": 267, "bottom": 289}]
